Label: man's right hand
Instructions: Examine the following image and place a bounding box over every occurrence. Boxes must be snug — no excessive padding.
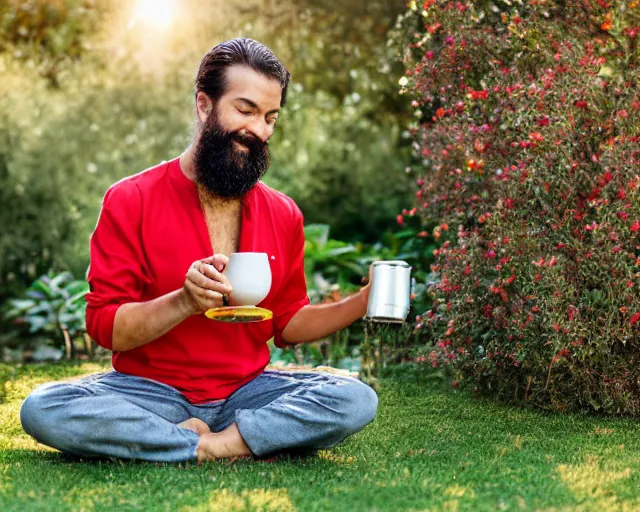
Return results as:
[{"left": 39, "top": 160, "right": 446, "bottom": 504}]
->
[{"left": 181, "top": 254, "right": 233, "bottom": 315}]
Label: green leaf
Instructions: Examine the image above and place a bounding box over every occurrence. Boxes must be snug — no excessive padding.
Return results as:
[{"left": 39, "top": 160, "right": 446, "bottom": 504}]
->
[
  {"left": 49, "top": 271, "right": 73, "bottom": 291},
  {"left": 304, "top": 224, "right": 330, "bottom": 248},
  {"left": 30, "top": 279, "right": 53, "bottom": 299},
  {"left": 8, "top": 299, "right": 35, "bottom": 311},
  {"left": 65, "top": 281, "right": 89, "bottom": 296},
  {"left": 66, "top": 291, "right": 88, "bottom": 306},
  {"left": 325, "top": 245, "right": 358, "bottom": 258}
]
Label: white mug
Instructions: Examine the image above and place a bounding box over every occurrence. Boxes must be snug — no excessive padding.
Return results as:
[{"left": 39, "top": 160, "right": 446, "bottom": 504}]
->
[{"left": 224, "top": 252, "right": 272, "bottom": 306}]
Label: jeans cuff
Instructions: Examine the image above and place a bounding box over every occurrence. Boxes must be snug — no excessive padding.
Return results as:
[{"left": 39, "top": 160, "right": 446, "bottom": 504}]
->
[{"left": 235, "top": 408, "right": 270, "bottom": 458}]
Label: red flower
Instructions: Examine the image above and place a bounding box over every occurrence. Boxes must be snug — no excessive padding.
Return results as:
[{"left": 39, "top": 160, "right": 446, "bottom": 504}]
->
[
  {"left": 427, "top": 23, "right": 442, "bottom": 34},
  {"left": 587, "top": 187, "right": 601, "bottom": 201},
  {"left": 536, "top": 116, "right": 551, "bottom": 127},
  {"left": 532, "top": 257, "right": 546, "bottom": 267},
  {"left": 630, "top": 312, "right": 640, "bottom": 325},
  {"left": 568, "top": 306, "right": 578, "bottom": 321},
  {"left": 631, "top": 221, "right": 640, "bottom": 233}
]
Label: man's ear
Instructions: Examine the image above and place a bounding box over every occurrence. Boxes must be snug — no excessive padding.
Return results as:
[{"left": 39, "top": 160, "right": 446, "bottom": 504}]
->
[{"left": 196, "top": 91, "right": 212, "bottom": 124}]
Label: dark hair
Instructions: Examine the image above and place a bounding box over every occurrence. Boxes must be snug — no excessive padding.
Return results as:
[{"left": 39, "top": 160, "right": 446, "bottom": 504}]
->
[{"left": 195, "top": 38, "right": 291, "bottom": 107}]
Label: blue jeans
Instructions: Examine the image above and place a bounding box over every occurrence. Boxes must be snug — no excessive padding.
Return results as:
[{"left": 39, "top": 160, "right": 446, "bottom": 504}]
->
[{"left": 20, "top": 369, "right": 378, "bottom": 462}]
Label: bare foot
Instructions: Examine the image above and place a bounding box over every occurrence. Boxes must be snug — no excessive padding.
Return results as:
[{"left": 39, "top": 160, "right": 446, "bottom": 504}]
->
[
  {"left": 196, "top": 423, "right": 252, "bottom": 463},
  {"left": 177, "top": 418, "right": 211, "bottom": 436}
]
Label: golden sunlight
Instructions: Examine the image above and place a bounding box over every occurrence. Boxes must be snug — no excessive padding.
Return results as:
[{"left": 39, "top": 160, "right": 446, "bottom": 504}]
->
[{"left": 131, "top": 0, "right": 175, "bottom": 29}]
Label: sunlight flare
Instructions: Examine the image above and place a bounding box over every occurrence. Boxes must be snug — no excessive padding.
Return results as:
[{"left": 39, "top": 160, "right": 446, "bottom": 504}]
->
[{"left": 131, "top": 0, "right": 175, "bottom": 29}]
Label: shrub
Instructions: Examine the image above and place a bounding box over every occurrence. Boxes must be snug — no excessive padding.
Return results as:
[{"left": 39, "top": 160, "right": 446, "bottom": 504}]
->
[
  {"left": 396, "top": 1, "right": 640, "bottom": 414},
  {"left": 4, "top": 270, "right": 88, "bottom": 357}
]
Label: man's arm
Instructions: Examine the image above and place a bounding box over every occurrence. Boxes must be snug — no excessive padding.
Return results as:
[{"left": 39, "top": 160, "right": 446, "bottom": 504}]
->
[
  {"left": 111, "top": 256, "right": 233, "bottom": 351},
  {"left": 279, "top": 285, "right": 370, "bottom": 345},
  {"left": 111, "top": 290, "right": 192, "bottom": 352}
]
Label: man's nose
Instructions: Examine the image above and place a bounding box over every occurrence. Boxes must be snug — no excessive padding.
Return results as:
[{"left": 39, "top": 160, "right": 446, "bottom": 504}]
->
[{"left": 246, "top": 120, "right": 272, "bottom": 143}]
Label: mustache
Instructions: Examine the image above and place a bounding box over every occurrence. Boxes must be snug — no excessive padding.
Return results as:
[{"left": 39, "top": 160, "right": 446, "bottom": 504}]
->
[{"left": 232, "top": 131, "right": 267, "bottom": 152}]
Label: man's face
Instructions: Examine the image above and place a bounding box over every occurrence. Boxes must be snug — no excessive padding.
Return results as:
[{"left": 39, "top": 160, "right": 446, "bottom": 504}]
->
[{"left": 193, "top": 65, "right": 282, "bottom": 199}]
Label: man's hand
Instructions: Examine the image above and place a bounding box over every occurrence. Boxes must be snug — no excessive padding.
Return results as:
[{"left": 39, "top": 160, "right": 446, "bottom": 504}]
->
[
  {"left": 181, "top": 254, "right": 233, "bottom": 315},
  {"left": 359, "top": 264, "right": 373, "bottom": 308}
]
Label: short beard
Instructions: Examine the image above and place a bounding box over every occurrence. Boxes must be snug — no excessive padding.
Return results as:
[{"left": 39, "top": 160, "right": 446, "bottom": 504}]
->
[{"left": 192, "top": 111, "right": 270, "bottom": 199}]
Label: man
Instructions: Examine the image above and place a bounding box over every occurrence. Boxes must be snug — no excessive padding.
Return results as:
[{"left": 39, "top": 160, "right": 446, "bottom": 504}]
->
[{"left": 20, "top": 38, "right": 378, "bottom": 463}]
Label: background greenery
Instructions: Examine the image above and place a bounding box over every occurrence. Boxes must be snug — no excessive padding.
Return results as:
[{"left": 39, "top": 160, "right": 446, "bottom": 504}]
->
[
  {"left": 0, "top": 0, "right": 423, "bottom": 353},
  {"left": 395, "top": 0, "right": 640, "bottom": 414}
]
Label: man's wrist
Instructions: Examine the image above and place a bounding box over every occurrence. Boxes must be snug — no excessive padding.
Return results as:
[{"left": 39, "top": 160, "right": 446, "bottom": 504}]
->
[
  {"left": 356, "top": 285, "right": 370, "bottom": 317},
  {"left": 176, "top": 289, "right": 199, "bottom": 317}
]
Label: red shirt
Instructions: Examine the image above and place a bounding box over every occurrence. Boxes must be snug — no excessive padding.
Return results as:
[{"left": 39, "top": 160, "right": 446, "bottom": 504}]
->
[{"left": 85, "top": 158, "right": 310, "bottom": 403}]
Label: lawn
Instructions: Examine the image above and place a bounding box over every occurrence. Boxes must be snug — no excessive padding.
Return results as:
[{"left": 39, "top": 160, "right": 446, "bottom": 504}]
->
[{"left": 1, "top": 363, "right": 639, "bottom": 511}]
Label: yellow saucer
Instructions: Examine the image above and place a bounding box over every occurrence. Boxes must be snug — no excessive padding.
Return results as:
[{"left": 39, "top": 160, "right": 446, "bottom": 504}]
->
[{"left": 204, "top": 306, "right": 273, "bottom": 323}]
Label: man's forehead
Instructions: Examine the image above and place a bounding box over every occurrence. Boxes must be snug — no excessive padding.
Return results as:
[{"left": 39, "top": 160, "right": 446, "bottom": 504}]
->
[{"left": 223, "top": 65, "right": 282, "bottom": 110}]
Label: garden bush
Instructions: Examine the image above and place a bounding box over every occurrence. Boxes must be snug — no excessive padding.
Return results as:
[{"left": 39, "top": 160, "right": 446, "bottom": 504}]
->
[
  {"left": 0, "top": 0, "right": 413, "bottom": 308},
  {"left": 395, "top": 1, "right": 640, "bottom": 414}
]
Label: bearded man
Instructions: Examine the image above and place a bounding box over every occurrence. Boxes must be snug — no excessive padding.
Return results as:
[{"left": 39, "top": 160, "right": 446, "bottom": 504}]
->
[{"left": 19, "top": 38, "right": 378, "bottom": 463}]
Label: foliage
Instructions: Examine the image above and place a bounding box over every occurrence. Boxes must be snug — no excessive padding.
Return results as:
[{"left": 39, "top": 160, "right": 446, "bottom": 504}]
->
[
  {"left": 0, "top": 0, "right": 106, "bottom": 87},
  {"left": 267, "top": 86, "right": 414, "bottom": 243},
  {"left": 303, "top": 222, "right": 435, "bottom": 309},
  {"left": 276, "top": 223, "right": 436, "bottom": 370},
  {"left": 4, "top": 270, "right": 88, "bottom": 349},
  {"left": 395, "top": 1, "right": 640, "bottom": 414},
  {"left": 0, "top": 59, "right": 193, "bottom": 312},
  {"left": 0, "top": 0, "right": 413, "bottom": 312}
]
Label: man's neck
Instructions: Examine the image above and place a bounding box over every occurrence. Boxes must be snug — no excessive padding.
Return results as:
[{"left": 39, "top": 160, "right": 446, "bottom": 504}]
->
[
  {"left": 179, "top": 145, "right": 197, "bottom": 182},
  {"left": 180, "top": 145, "right": 242, "bottom": 211},
  {"left": 197, "top": 185, "right": 242, "bottom": 211}
]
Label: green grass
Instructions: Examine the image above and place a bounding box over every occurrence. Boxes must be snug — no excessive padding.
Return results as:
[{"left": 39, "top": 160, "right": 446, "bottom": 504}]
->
[{"left": 1, "top": 363, "right": 640, "bottom": 511}]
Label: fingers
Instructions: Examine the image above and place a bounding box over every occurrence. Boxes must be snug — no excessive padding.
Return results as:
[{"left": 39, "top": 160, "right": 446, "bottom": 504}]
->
[
  {"left": 200, "top": 264, "right": 233, "bottom": 292},
  {"left": 183, "top": 256, "right": 236, "bottom": 312},
  {"left": 361, "top": 265, "right": 373, "bottom": 285},
  {"left": 201, "top": 254, "right": 230, "bottom": 272},
  {"left": 183, "top": 279, "right": 227, "bottom": 310},
  {"left": 187, "top": 261, "right": 231, "bottom": 292}
]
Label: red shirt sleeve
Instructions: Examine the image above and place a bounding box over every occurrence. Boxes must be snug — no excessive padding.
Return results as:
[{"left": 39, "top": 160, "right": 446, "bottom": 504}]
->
[
  {"left": 272, "top": 206, "right": 310, "bottom": 348},
  {"left": 85, "top": 181, "right": 151, "bottom": 350}
]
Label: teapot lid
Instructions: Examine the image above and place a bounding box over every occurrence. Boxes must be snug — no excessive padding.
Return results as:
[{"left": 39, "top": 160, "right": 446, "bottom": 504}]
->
[{"left": 372, "top": 260, "right": 410, "bottom": 268}]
